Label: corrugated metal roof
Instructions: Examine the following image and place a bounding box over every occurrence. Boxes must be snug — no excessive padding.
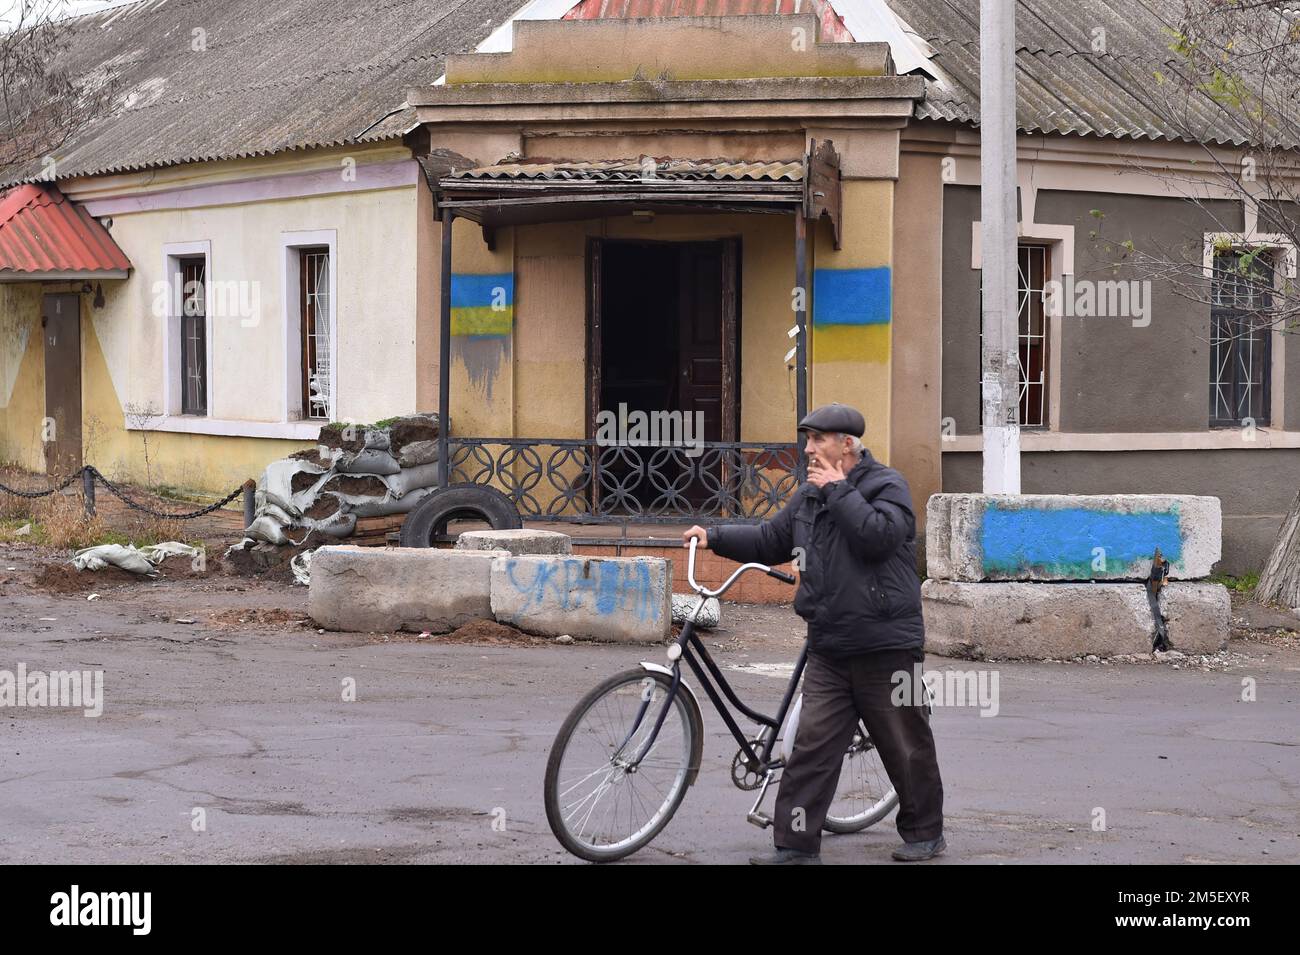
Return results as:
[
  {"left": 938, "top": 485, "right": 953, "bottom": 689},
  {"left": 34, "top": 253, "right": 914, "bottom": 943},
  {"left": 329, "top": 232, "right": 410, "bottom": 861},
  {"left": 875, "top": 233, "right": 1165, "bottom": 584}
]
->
[
  {"left": 0, "top": 184, "right": 132, "bottom": 276},
  {"left": 563, "top": 0, "right": 855, "bottom": 42},
  {"left": 1, "top": 0, "right": 523, "bottom": 187},
  {"left": 883, "top": 0, "right": 1278, "bottom": 145},
  {"left": 450, "top": 156, "right": 805, "bottom": 181},
  {"left": 6, "top": 0, "right": 1272, "bottom": 191}
]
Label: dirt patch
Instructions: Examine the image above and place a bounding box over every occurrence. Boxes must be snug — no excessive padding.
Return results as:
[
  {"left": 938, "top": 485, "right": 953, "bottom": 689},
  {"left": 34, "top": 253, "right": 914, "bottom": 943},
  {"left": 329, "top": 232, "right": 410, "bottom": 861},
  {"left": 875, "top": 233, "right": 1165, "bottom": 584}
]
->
[
  {"left": 290, "top": 470, "right": 325, "bottom": 495},
  {"left": 155, "top": 553, "right": 221, "bottom": 578},
  {"left": 208, "top": 608, "right": 313, "bottom": 629},
  {"left": 289, "top": 447, "right": 333, "bottom": 469},
  {"left": 360, "top": 618, "right": 546, "bottom": 646},
  {"left": 318, "top": 425, "right": 365, "bottom": 453},
  {"left": 389, "top": 415, "right": 440, "bottom": 454},
  {"left": 223, "top": 541, "right": 304, "bottom": 583},
  {"left": 303, "top": 495, "right": 341, "bottom": 521},
  {"left": 440, "top": 618, "right": 543, "bottom": 645},
  {"left": 1229, "top": 593, "right": 1299, "bottom": 648},
  {"left": 33, "top": 562, "right": 144, "bottom": 593},
  {"left": 320, "top": 474, "right": 387, "bottom": 498}
]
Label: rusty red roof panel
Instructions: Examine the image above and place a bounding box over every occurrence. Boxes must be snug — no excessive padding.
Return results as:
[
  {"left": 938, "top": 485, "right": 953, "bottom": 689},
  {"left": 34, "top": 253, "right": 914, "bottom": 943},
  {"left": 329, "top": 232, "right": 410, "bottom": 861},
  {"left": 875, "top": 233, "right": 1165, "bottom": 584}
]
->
[{"left": 0, "top": 184, "right": 132, "bottom": 277}]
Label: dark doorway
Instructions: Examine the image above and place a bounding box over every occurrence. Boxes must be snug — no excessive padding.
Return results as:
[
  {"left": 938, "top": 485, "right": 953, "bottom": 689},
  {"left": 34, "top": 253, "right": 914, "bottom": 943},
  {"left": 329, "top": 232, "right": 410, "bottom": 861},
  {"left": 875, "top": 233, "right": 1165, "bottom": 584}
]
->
[
  {"left": 589, "top": 239, "right": 739, "bottom": 513},
  {"left": 42, "top": 292, "right": 82, "bottom": 476}
]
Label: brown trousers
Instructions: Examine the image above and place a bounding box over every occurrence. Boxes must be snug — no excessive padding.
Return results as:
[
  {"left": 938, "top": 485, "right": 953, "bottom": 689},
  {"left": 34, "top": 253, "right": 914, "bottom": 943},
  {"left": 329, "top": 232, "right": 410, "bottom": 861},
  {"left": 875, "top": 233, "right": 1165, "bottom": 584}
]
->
[{"left": 774, "top": 647, "right": 944, "bottom": 853}]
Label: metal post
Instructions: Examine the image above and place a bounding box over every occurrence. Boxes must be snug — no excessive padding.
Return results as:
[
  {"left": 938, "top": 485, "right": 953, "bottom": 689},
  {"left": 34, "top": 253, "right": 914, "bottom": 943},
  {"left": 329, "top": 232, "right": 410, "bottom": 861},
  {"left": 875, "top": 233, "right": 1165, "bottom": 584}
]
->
[
  {"left": 242, "top": 479, "right": 256, "bottom": 529},
  {"left": 980, "top": 0, "right": 1021, "bottom": 493},
  {"left": 438, "top": 210, "right": 455, "bottom": 489},
  {"left": 82, "top": 467, "right": 95, "bottom": 517},
  {"left": 794, "top": 209, "right": 809, "bottom": 482}
]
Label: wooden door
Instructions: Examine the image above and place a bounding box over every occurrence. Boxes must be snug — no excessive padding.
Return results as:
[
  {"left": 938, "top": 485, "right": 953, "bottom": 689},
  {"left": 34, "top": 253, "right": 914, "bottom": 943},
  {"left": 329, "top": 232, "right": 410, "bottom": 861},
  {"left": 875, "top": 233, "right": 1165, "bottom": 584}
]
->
[{"left": 42, "top": 293, "right": 82, "bottom": 476}]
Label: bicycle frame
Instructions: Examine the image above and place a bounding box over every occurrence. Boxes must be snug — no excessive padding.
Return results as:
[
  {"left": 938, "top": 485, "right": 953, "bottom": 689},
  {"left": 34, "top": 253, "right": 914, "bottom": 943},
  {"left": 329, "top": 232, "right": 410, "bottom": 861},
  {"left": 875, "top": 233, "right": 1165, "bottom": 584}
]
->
[{"left": 621, "top": 539, "right": 801, "bottom": 779}]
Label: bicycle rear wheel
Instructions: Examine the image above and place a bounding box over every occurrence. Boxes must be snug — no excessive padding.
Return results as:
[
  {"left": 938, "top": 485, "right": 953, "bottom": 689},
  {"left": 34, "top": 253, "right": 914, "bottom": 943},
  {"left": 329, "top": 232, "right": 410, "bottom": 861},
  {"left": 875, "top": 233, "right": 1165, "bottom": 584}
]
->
[
  {"left": 544, "top": 668, "right": 699, "bottom": 862},
  {"left": 823, "top": 721, "right": 899, "bottom": 833}
]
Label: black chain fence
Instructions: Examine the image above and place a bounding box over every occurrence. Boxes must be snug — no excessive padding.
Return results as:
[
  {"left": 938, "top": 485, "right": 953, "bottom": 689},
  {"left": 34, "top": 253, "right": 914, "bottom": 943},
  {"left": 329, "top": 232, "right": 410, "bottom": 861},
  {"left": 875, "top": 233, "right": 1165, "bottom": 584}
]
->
[{"left": 0, "top": 466, "right": 254, "bottom": 523}]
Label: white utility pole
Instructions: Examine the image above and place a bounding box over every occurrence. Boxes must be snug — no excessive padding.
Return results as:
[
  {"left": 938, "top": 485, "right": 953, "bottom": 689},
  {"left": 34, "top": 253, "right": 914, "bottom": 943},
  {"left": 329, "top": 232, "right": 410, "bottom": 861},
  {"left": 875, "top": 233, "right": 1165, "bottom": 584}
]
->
[{"left": 980, "top": 0, "right": 1021, "bottom": 493}]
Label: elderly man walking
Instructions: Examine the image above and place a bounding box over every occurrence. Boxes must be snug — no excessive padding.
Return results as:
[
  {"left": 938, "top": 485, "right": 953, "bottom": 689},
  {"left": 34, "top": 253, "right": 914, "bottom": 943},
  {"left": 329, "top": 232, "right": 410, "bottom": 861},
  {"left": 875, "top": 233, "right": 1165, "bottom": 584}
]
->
[{"left": 683, "top": 402, "right": 945, "bottom": 864}]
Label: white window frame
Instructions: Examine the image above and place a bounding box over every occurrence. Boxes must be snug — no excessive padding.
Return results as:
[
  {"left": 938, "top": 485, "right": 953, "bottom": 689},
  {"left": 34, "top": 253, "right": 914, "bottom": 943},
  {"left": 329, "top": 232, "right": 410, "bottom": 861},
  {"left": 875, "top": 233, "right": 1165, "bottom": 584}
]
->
[
  {"left": 281, "top": 230, "right": 338, "bottom": 424},
  {"left": 1204, "top": 233, "right": 1294, "bottom": 430},
  {"left": 970, "top": 222, "right": 1074, "bottom": 431},
  {"left": 161, "top": 240, "right": 213, "bottom": 417}
]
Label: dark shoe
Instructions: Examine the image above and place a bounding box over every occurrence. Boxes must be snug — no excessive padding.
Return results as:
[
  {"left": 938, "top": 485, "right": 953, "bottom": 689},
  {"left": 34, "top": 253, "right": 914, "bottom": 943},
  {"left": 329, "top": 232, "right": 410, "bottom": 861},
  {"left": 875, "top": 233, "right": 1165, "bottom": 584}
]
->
[
  {"left": 891, "top": 835, "right": 947, "bottom": 861},
  {"left": 749, "top": 847, "right": 822, "bottom": 865}
]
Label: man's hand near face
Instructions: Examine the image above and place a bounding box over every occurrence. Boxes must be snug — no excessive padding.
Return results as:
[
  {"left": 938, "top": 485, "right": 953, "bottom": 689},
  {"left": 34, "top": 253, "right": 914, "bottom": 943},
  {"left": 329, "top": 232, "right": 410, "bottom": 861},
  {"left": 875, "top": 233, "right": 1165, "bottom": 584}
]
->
[{"left": 807, "top": 454, "right": 851, "bottom": 489}]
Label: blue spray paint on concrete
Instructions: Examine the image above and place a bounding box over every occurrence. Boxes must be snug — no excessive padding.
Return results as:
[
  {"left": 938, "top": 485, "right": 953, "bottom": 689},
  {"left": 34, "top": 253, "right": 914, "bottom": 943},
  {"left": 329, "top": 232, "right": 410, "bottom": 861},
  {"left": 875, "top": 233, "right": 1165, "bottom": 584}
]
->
[
  {"left": 980, "top": 503, "right": 1184, "bottom": 578},
  {"left": 502, "top": 557, "right": 660, "bottom": 624}
]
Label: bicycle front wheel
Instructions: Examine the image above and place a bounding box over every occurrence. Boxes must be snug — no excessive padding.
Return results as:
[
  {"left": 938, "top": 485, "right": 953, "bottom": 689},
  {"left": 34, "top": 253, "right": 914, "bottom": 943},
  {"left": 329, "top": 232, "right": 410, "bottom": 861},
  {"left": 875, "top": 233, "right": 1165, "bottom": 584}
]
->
[
  {"left": 544, "top": 668, "right": 699, "bottom": 862},
  {"left": 823, "top": 721, "right": 899, "bottom": 833}
]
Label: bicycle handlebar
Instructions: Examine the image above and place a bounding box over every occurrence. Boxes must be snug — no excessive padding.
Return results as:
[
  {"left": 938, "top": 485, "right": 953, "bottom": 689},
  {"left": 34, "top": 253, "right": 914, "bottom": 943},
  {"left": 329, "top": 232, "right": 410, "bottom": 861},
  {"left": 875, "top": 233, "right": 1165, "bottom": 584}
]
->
[{"left": 686, "top": 536, "right": 795, "bottom": 599}]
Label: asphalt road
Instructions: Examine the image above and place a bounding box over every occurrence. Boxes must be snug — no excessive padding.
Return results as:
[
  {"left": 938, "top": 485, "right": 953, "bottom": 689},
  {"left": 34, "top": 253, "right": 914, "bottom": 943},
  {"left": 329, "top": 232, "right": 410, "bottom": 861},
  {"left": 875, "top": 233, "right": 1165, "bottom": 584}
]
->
[{"left": 1, "top": 549, "right": 1298, "bottom": 865}]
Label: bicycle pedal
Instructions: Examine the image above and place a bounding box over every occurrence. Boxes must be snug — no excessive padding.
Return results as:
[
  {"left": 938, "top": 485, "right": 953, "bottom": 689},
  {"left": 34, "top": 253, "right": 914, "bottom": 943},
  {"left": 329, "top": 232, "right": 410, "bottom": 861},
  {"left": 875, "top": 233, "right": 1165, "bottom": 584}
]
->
[{"left": 747, "top": 811, "right": 773, "bottom": 829}]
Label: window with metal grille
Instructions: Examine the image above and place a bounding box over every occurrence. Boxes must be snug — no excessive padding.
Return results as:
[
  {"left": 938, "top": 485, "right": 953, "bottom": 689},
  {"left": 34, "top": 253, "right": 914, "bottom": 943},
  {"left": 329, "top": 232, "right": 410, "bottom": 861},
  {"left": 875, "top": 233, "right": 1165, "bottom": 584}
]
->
[
  {"left": 1017, "top": 245, "right": 1050, "bottom": 427},
  {"left": 300, "top": 248, "right": 332, "bottom": 420},
  {"left": 178, "top": 256, "right": 207, "bottom": 415},
  {"left": 1210, "top": 249, "right": 1272, "bottom": 427},
  {"left": 979, "top": 244, "right": 1050, "bottom": 428}
]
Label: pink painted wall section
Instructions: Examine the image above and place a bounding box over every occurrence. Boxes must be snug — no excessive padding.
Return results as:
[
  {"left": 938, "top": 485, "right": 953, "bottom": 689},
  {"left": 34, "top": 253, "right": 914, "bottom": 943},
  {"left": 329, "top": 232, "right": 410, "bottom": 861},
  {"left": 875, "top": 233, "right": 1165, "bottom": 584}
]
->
[{"left": 79, "top": 159, "right": 421, "bottom": 217}]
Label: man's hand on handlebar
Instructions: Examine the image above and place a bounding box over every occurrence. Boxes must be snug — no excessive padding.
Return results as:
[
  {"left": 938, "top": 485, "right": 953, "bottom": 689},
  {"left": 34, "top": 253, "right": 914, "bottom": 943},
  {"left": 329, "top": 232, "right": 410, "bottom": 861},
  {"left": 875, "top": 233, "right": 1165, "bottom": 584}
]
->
[{"left": 682, "top": 525, "right": 709, "bottom": 549}]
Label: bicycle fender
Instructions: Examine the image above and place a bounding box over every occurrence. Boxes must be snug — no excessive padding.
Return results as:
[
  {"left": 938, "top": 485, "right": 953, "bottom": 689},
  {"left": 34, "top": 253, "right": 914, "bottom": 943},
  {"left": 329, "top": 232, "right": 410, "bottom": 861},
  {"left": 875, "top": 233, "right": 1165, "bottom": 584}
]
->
[
  {"left": 639, "top": 662, "right": 705, "bottom": 787},
  {"left": 779, "top": 693, "right": 803, "bottom": 765}
]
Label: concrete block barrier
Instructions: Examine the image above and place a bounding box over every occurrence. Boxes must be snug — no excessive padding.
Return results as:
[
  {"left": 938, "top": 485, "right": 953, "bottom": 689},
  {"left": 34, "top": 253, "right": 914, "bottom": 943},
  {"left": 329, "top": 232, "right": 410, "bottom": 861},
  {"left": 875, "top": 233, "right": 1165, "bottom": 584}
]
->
[
  {"left": 921, "top": 579, "right": 1230, "bottom": 658},
  {"left": 309, "top": 545, "right": 503, "bottom": 633},
  {"left": 455, "top": 528, "right": 572, "bottom": 556},
  {"left": 490, "top": 554, "right": 671, "bottom": 642},
  {"left": 926, "top": 494, "right": 1222, "bottom": 582}
]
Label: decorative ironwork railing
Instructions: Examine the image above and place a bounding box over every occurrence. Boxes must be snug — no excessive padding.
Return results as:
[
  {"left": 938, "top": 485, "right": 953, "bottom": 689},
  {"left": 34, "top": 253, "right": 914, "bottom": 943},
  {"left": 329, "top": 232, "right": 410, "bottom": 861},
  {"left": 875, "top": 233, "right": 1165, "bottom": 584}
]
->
[{"left": 448, "top": 438, "right": 803, "bottom": 524}]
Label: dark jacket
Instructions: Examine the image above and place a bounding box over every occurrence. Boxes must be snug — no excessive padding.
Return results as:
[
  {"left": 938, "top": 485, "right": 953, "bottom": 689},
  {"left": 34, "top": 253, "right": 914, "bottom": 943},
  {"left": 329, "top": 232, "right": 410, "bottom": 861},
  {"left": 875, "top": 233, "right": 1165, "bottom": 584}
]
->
[{"left": 708, "top": 450, "right": 924, "bottom": 657}]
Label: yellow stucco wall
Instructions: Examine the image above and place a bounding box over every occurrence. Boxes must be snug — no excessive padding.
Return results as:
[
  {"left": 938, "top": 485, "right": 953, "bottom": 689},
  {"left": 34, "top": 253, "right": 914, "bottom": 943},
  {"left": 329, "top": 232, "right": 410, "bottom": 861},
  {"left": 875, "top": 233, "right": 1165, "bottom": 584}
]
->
[
  {"left": 443, "top": 197, "right": 898, "bottom": 453},
  {"left": 809, "top": 179, "right": 894, "bottom": 463},
  {"left": 449, "top": 212, "right": 801, "bottom": 445},
  {"left": 0, "top": 284, "right": 47, "bottom": 471}
]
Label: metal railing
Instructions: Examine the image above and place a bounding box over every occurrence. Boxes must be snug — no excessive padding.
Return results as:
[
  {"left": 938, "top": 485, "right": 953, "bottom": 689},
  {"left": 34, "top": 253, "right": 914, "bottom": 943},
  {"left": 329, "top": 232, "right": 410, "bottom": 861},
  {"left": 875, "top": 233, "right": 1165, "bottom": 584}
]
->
[{"left": 448, "top": 437, "right": 803, "bottom": 524}]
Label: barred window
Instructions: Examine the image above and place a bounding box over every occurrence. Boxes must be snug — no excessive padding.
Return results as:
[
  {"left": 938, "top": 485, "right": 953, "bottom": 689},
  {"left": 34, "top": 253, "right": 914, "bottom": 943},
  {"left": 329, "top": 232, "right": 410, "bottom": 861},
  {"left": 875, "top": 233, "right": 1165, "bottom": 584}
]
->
[
  {"left": 1210, "top": 250, "right": 1272, "bottom": 427},
  {"left": 178, "top": 256, "right": 207, "bottom": 415},
  {"left": 979, "top": 244, "right": 1050, "bottom": 428},
  {"left": 1016, "top": 245, "right": 1049, "bottom": 428},
  {"left": 299, "top": 248, "right": 332, "bottom": 420}
]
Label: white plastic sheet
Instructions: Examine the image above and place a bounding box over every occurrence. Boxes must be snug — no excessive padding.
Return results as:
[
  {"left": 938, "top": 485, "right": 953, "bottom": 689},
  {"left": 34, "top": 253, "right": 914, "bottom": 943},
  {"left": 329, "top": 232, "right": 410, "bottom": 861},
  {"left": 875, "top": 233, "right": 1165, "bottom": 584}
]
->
[{"left": 71, "top": 541, "right": 202, "bottom": 576}]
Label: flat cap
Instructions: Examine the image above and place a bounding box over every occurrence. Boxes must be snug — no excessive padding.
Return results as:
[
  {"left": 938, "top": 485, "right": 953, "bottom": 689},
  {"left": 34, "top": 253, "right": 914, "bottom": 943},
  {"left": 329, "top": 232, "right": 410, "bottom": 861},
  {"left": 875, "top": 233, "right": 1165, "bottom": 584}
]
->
[{"left": 797, "top": 402, "right": 865, "bottom": 438}]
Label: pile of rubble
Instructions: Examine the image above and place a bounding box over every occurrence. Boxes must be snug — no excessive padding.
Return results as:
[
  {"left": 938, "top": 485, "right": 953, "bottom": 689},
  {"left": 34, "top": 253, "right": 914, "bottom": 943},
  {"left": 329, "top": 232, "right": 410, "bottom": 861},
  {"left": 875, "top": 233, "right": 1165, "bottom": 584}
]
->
[{"left": 244, "top": 413, "right": 447, "bottom": 546}]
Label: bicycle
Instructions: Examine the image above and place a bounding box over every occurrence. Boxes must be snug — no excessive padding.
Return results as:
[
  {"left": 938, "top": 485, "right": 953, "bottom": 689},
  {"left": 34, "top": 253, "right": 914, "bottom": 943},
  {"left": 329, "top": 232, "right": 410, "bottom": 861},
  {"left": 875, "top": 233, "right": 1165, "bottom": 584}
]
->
[{"left": 544, "top": 537, "right": 929, "bottom": 862}]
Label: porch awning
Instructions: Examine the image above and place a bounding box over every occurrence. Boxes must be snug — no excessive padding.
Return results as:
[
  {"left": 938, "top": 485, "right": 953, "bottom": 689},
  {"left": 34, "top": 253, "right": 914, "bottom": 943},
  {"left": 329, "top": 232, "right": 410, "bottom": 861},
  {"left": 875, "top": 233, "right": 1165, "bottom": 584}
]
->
[
  {"left": 434, "top": 154, "right": 837, "bottom": 236},
  {"left": 0, "top": 184, "right": 132, "bottom": 281}
]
